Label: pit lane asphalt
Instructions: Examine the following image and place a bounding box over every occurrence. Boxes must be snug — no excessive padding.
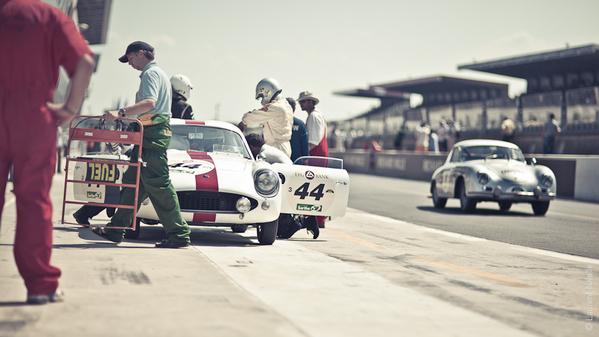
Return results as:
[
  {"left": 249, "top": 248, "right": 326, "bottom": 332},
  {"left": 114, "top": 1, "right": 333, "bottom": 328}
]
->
[{"left": 347, "top": 173, "right": 599, "bottom": 259}]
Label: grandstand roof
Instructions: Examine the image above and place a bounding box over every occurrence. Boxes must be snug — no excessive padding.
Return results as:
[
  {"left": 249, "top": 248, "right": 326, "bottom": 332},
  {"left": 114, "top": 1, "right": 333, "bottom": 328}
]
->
[
  {"left": 458, "top": 44, "right": 599, "bottom": 78},
  {"left": 77, "top": 0, "right": 112, "bottom": 45},
  {"left": 334, "top": 87, "right": 410, "bottom": 100},
  {"left": 373, "top": 75, "right": 508, "bottom": 94}
]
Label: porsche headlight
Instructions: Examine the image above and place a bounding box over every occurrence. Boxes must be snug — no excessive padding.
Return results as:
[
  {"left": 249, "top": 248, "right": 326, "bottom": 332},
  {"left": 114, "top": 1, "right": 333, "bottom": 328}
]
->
[
  {"left": 540, "top": 174, "right": 553, "bottom": 188},
  {"left": 254, "top": 169, "right": 279, "bottom": 197},
  {"left": 477, "top": 172, "right": 490, "bottom": 185}
]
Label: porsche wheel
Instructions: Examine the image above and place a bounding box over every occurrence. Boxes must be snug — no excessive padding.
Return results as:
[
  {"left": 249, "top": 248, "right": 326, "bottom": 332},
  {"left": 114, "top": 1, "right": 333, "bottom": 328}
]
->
[
  {"left": 498, "top": 201, "right": 512, "bottom": 212},
  {"left": 124, "top": 218, "right": 142, "bottom": 240},
  {"left": 431, "top": 182, "right": 447, "bottom": 209},
  {"left": 231, "top": 224, "right": 248, "bottom": 233},
  {"left": 458, "top": 181, "right": 476, "bottom": 213},
  {"left": 256, "top": 219, "right": 278, "bottom": 245},
  {"left": 531, "top": 201, "right": 550, "bottom": 216}
]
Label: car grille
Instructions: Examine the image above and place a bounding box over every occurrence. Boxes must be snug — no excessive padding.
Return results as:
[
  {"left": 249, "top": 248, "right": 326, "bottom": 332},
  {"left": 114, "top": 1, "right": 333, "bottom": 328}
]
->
[{"left": 177, "top": 191, "right": 257, "bottom": 212}]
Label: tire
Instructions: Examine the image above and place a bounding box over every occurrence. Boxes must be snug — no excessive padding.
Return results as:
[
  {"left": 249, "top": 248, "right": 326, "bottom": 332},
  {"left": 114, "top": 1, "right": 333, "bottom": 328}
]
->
[
  {"left": 498, "top": 201, "right": 512, "bottom": 212},
  {"left": 431, "top": 182, "right": 447, "bottom": 209},
  {"left": 124, "top": 218, "right": 142, "bottom": 239},
  {"left": 231, "top": 224, "right": 248, "bottom": 233},
  {"left": 531, "top": 201, "right": 550, "bottom": 216},
  {"left": 256, "top": 219, "right": 278, "bottom": 245},
  {"left": 458, "top": 180, "right": 476, "bottom": 213}
]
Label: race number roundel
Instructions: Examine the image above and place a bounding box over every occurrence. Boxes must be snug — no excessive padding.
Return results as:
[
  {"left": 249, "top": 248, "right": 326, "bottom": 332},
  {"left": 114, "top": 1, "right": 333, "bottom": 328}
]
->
[{"left": 173, "top": 160, "right": 215, "bottom": 175}]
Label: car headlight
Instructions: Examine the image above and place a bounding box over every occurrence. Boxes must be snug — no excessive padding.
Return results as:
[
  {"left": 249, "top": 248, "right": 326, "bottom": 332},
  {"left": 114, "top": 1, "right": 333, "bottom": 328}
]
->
[
  {"left": 254, "top": 169, "right": 279, "bottom": 197},
  {"left": 236, "top": 197, "right": 252, "bottom": 213},
  {"left": 477, "top": 172, "right": 490, "bottom": 185},
  {"left": 540, "top": 174, "right": 553, "bottom": 188}
]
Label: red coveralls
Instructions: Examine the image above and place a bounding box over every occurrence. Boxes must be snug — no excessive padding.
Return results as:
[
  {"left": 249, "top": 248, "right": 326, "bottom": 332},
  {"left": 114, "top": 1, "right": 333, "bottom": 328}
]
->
[
  {"left": 0, "top": 0, "right": 91, "bottom": 295},
  {"left": 307, "top": 112, "right": 329, "bottom": 227}
]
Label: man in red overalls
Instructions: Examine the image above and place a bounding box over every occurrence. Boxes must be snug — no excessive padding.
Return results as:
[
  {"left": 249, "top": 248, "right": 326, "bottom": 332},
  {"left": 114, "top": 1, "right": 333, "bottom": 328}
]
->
[
  {"left": 0, "top": 0, "right": 94, "bottom": 304},
  {"left": 298, "top": 91, "right": 328, "bottom": 235}
]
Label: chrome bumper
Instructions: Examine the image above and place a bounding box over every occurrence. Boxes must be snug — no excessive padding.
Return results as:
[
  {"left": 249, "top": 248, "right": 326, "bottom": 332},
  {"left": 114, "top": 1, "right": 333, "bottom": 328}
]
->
[{"left": 469, "top": 186, "right": 555, "bottom": 202}]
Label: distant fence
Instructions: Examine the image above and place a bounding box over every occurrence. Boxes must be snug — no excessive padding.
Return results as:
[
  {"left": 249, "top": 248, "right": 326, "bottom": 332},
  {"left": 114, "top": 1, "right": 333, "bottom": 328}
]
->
[{"left": 332, "top": 150, "right": 599, "bottom": 203}]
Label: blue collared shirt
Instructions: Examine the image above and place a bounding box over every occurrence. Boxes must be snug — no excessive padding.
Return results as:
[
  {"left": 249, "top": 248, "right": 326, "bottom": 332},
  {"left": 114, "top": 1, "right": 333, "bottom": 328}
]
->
[{"left": 136, "top": 61, "right": 171, "bottom": 116}]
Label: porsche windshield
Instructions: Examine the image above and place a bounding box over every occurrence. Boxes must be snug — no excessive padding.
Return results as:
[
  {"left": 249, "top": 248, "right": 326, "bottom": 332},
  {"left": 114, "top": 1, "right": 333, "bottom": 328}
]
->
[
  {"left": 170, "top": 125, "right": 251, "bottom": 158},
  {"left": 460, "top": 146, "right": 525, "bottom": 162}
]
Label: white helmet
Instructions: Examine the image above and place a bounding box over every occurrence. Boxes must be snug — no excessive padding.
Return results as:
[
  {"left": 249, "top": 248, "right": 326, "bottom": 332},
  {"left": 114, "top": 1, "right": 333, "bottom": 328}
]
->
[
  {"left": 170, "top": 74, "right": 193, "bottom": 100},
  {"left": 255, "top": 78, "right": 282, "bottom": 106}
]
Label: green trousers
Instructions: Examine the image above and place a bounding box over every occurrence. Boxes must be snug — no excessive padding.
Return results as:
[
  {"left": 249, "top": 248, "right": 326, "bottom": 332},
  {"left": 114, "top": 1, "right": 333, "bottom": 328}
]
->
[{"left": 109, "top": 120, "right": 190, "bottom": 242}]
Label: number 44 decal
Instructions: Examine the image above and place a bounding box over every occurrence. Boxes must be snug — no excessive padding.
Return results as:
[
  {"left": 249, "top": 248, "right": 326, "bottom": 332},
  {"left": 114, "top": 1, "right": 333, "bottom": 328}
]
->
[{"left": 292, "top": 183, "right": 325, "bottom": 201}]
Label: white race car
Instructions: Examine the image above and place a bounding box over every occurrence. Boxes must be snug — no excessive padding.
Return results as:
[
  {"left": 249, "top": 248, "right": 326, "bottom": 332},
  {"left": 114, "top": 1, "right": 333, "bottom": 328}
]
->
[{"left": 71, "top": 119, "right": 350, "bottom": 245}]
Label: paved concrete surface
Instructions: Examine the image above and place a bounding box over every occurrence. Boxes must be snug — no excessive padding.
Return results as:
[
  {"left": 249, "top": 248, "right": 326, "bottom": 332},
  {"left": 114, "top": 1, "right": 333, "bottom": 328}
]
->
[
  {"left": 347, "top": 173, "right": 599, "bottom": 259},
  {"left": 0, "top": 173, "right": 597, "bottom": 337}
]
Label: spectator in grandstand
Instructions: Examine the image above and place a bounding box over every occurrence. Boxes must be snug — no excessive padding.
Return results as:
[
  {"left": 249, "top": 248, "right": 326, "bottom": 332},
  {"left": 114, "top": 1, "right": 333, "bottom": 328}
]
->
[
  {"left": 501, "top": 116, "right": 516, "bottom": 142},
  {"left": 286, "top": 97, "right": 309, "bottom": 162},
  {"left": 447, "top": 119, "right": 460, "bottom": 149},
  {"left": 415, "top": 121, "right": 431, "bottom": 152},
  {"left": 437, "top": 119, "right": 449, "bottom": 151},
  {"left": 429, "top": 129, "right": 440, "bottom": 153},
  {"left": 543, "top": 113, "right": 561, "bottom": 154}
]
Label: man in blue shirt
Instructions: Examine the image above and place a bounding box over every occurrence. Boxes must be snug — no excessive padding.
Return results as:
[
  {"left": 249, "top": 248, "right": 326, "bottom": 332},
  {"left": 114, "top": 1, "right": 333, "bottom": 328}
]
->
[
  {"left": 286, "top": 97, "right": 309, "bottom": 162},
  {"left": 98, "top": 41, "right": 190, "bottom": 248}
]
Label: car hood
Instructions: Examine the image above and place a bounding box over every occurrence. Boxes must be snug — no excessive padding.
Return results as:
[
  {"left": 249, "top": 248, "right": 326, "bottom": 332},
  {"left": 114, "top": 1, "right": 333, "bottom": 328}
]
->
[
  {"left": 471, "top": 159, "right": 537, "bottom": 184},
  {"left": 167, "top": 150, "right": 259, "bottom": 194}
]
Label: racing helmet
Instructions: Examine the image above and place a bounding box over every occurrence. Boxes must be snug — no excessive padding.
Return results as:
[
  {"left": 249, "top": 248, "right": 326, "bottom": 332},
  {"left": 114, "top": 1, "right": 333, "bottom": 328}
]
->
[
  {"left": 170, "top": 74, "right": 193, "bottom": 100},
  {"left": 255, "top": 78, "right": 282, "bottom": 106}
]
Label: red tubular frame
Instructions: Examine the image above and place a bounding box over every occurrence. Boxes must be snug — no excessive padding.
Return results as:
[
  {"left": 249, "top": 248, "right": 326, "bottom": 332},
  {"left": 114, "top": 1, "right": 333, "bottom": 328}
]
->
[{"left": 60, "top": 116, "right": 144, "bottom": 231}]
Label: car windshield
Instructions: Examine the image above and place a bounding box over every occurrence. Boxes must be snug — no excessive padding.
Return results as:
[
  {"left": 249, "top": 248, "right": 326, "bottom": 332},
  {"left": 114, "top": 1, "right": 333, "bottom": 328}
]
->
[
  {"left": 460, "top": 146, "right": 525, "bottom": 162},
  {"left": 170, "top": 125, "right": 251, "bottom": 159}
]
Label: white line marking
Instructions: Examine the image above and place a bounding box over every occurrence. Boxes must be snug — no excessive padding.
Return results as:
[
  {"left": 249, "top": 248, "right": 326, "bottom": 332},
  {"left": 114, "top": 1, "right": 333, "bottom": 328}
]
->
[{"left": 347, "top": 207, "right": 599, "bottom": 265}]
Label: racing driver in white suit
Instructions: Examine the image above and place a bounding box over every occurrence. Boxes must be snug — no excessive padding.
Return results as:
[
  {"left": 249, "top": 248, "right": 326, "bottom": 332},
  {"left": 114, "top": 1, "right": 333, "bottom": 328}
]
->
[{"left": 241, "top": 78, "right": 293, "bottom": 157}]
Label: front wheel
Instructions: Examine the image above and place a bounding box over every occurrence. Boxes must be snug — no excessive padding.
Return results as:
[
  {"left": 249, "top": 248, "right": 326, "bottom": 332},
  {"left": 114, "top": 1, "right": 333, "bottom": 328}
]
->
[
  {"left": 531, "top": 201, "right": 550, "bottom": 216},
  {"left": 231, "top": 224, "right": 248, "bottom": 233},
  {"left": 458, "top": 181, "right": 477, "bottom": 213},
  {"left": 431, "top": 182, "right": 447, "bottom": 209},
  {"left": 256, "top": 219, "right": 278, "bottom": 245}
]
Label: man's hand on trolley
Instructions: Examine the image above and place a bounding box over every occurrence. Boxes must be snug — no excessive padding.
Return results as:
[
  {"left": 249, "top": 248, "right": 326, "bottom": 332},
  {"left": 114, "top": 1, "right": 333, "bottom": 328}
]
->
[{"left": 103, "top": 110, "right": 119, "bottom": 121}]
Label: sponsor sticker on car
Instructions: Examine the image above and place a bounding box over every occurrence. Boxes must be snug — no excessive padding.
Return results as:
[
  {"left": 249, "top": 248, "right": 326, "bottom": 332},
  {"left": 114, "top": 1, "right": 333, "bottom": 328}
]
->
[{"left": 296, "top": 203, "right": 322, "bottom": 212}]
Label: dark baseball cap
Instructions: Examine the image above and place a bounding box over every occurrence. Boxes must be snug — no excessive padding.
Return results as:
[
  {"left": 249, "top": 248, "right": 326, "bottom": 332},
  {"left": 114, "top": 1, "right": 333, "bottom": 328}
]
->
[{"left": 118, "top": 41, "right": 154, "bottom": 63}]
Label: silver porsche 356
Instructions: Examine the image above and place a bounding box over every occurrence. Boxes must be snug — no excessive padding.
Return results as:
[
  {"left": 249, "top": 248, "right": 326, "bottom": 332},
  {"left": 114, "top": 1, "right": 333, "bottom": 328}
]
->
[{"left": 430, "top": 140, "right": 556, "bottom": 215}]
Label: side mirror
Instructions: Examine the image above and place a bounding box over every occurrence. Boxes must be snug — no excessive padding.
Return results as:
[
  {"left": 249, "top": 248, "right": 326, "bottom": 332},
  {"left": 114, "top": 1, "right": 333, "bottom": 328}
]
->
[{"left": 529, "top": 157, "right": 537, "bottom": 166}]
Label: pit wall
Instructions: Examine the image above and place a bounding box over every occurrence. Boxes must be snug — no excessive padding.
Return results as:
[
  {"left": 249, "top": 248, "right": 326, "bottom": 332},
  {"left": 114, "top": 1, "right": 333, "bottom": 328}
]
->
[{"left": 332, "top": 150, "right": 599, "bottom": 203}]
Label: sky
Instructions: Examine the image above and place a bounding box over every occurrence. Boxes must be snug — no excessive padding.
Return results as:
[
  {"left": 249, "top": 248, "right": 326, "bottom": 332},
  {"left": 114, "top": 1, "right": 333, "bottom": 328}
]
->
[{"left": 84, "top": 0, "right": 599, "bottom": 123}]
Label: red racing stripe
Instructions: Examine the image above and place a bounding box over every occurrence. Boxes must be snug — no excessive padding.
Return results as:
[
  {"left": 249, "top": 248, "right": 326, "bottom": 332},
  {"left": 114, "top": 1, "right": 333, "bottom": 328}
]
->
[
  {"left": 187, "top": 151, "right": 219, "bottom": 192},
  {"left": 185, "top": 120, "right": 205, "bottom": 125},
  {"left": 192, "top": 212, "right": 216, "bottom": 223}
]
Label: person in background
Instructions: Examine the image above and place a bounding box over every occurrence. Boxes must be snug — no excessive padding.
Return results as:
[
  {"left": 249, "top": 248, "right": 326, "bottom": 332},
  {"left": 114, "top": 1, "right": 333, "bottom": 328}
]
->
[
  {"left": 415, "top": 121, "right": 430, "bottom": 152},
  {"left": 437, "top": 119, "right": 449, "bottom": 152},
  {"left": 501, "top": 116, "right": 516, "bottom": 142},
  {"left": 0, "top": 0, "right": 95, "bottom": 304},
  {"left": 286, "top": 97, "right": 309, "bottom": 163},
  {"left": 429, "top": 129, "right": 440, "bottom": 153},
  {"left": 543, "top": 113, "right": 561, "bottom": 154},
  {"left": 298, "top": 91, "right": 328, "bottom": 229},
  {"left": 170, "top": 74, "right": 194, "bottom": 120},
  {"left": 241, "top": 78, "right": 293, "bottom": 157}
]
